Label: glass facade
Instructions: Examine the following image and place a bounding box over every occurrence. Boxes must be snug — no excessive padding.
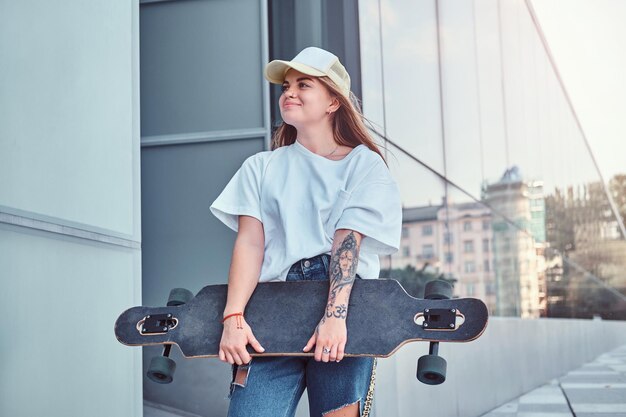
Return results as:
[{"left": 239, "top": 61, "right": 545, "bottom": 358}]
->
[{"left": 363, "top": 0, "right": 626, "bottom": 319}]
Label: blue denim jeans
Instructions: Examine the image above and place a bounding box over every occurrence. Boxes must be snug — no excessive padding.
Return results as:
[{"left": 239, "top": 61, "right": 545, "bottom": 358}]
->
[{"left": 227, "top": 253, "right": 377, "bottom": 417}]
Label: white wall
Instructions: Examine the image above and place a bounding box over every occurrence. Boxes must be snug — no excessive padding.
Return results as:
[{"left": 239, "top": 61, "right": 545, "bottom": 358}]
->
[
  {"left": 0, "top": 226, "right": 142, "bottom": 416},
  {"left": 0, "top": 1, "right": 142, "bottom": 416},
  {"left": 140, "top": 317, "right": 626, "bottom": 417},
  {"left": 0, "top": 0, "right": 139, "bottom": 236},
  {"left": 370, "top": 317, "right": 626, "bottom": 417}
]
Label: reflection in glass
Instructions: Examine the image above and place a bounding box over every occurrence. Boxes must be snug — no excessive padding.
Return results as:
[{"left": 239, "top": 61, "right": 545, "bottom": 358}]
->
[
  {"left": 378, "top": 149, "right": 448, "bottom": 298},
  {"left": 361, "top": 0, "right": 626, "bottom": 319}
]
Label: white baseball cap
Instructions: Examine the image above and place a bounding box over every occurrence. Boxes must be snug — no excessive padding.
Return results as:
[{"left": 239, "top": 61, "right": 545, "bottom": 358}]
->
[{"left": 264, "top": 47, "right": 351, "bottom": 98}]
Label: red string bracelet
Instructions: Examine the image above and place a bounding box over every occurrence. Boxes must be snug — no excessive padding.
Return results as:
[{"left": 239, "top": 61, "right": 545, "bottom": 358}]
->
[{"left": 222, "top": 312, "right": 244, "bottom": 329}]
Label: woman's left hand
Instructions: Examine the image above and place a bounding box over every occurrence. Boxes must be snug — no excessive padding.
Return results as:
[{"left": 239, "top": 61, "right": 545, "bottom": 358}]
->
[{"left": 303, "top": 316, "right": 347, "bottom": 362}]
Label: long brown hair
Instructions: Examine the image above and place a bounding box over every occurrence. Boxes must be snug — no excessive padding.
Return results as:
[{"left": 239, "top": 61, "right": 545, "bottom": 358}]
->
[{"left": 270, "top": 76, "right": 388, "bottom": 165}]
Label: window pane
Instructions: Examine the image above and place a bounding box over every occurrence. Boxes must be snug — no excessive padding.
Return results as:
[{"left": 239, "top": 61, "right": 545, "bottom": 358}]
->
[{"left": 141, "top": 0, "right": 263, "bottom": 135}]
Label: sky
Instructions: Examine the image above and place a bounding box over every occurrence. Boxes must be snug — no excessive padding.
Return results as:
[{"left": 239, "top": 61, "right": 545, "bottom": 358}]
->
[
  {"left": 531, "top": 0, "right": 626, "bottom": 182},
  {"left": 359, "top": 0, "right": 625, "bottom": 208}
]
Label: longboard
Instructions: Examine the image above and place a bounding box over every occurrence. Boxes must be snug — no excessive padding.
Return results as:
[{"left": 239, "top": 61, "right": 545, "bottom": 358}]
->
[{"left": 115, "top": 279, "right": 488, "bottom": 358}]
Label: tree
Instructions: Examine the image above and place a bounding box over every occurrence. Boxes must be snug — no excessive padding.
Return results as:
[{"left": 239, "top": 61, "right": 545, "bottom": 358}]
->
[
  {"left": 544, "top": 174, "right": 626, "bottom": 320},
  {"left": 609, "top": 174, "right": 626, "bottom": 230}
]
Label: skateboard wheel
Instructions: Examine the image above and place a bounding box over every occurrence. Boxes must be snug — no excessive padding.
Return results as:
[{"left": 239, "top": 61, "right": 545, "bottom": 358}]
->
[
  {"left": 167, "top": 288, "right": 194, "bottom": 306},
  {"left": 424, "top": 280, "right": 453, "bottom": 300},
  {"left": 147, "top": 355, "right": 176, "bottom": 384},
  {"left": 416, "top": 354, "right": 447, "bottom": 385}
]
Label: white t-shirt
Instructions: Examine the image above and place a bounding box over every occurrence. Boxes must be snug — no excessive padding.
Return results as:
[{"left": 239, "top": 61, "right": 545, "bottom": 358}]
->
[{"left": 210, "top": 139, "right": 402, "bottom": 282}]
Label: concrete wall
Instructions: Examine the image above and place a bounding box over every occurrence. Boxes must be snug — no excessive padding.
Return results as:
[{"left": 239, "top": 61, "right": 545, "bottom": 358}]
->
[
  {"left": 140, "top": 317, "right": 626, "bottom": 417},
  {"left": 0, "top": 1, "right": 142, "bottom": 416},
  {"left": 368, "top": 317, "right": 626, "bottom": 417}
]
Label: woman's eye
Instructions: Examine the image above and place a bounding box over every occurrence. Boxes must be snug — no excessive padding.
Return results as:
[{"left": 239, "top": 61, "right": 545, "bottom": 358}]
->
[{"left": 280, "top": 83, "right": 308, "bottom": 91}]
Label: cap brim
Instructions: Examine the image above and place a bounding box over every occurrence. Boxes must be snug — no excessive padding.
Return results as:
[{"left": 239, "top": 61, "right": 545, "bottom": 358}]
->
[{"left": 264, "top": 60, "right": 327, "bottom": 84}]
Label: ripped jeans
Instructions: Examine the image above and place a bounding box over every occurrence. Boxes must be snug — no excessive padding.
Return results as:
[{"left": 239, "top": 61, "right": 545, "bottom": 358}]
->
[{"left": 227, "top": 253, "right": 376, "bottom": 417}]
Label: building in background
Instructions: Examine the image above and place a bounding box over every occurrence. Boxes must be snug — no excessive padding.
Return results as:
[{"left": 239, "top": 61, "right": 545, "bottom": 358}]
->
[
  {"left": 482, "top": 167, "right": 545, "bottom": 318},
  {"left": 382, "top": 201, "right": 496, "bottom": 312}
]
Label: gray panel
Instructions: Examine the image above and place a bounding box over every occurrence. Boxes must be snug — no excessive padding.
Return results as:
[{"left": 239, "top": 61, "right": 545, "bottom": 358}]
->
[
  {"left": 140, "top": 0, "right": 263, "bottom": 136},
  {"left": 141, "top": 138, "right": 264, "bottom": 416}
]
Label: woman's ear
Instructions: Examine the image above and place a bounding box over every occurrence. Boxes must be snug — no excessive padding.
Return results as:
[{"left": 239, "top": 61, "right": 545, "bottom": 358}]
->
[{"left": 327, "top": 96, "right": 341, "bottom": 114}]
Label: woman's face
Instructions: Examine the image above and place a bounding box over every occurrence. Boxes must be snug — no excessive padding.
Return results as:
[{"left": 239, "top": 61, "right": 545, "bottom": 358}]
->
[
  {"left": 339, "top": 249, "right": 354, "bottom": 277},
  {"left": 279, "top": 69, "right": 336, "bottom": 128}
]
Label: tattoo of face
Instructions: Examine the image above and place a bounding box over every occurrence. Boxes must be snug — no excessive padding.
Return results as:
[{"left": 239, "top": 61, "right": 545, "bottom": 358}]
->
[
  {"left": 322, "top": 232, "right": 359, "bottom": 321},
  {"left": 330, "top": 232, "right": 358, "bottom": 295}
]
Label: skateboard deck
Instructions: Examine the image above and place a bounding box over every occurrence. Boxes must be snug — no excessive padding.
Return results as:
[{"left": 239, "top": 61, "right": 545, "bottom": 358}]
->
[{"left": 115, "top": 279, "right": 488, "bottom": 358}]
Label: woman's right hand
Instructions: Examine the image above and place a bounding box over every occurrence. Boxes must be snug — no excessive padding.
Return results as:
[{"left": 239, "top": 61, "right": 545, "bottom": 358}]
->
[{"left": 219, "top": 316, "right": 265, "bottom": 365}]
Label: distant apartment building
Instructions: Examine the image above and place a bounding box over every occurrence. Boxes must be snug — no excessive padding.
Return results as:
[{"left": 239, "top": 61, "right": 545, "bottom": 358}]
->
[
  {"left": 482, "top": 167, "right": 546, "bottom": 318},
  {"left": 383, "top": 167, "right": 547, "bottom": 318},
  {"left": 381, "top": 201, "right": 497, "bottom": 313}
]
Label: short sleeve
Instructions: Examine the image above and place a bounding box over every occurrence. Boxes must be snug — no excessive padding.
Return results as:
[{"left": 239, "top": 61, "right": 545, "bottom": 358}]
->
[
  {"left": 209, "top": 153, "right": 265, "bottom": 232},
  {"left": 335, "top": 168, "right": 402, "bottom": 255}
]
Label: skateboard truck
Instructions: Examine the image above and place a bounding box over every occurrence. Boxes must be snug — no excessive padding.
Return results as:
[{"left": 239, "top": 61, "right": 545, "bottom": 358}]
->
[
  {"left": 140, "top": 314, "right": 178, "bottom": 334},
  {"left": 146, "top": 288, "right": 194, "bottom": 384},
  {"left": 415, "top": 308, "right": 462, "bottom": 330},
  {"left": 416, "top": 280, "right": 453, "bottom": 385},
  {"left": 423, "top": 308, "right": 455, "bottom": 329}
]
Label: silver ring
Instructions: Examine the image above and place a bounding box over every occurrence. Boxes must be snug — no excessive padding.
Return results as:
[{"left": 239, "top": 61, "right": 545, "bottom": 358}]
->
[{"left": 322, "top": 347, "right": 331, "bottom": 354}]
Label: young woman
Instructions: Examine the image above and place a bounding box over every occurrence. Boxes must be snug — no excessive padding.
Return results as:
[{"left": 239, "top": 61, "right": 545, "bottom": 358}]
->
[{"left": 210, "top": 47, "right": 402, "bottom": 417}]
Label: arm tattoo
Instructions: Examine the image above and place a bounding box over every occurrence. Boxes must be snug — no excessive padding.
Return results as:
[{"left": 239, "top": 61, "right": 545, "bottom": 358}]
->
[
  {"left": 321, "top": 231, "right": 359, "bottom": 323},
  {"left": 326, "top": 304, "right": 347, "bottom": 319}
]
